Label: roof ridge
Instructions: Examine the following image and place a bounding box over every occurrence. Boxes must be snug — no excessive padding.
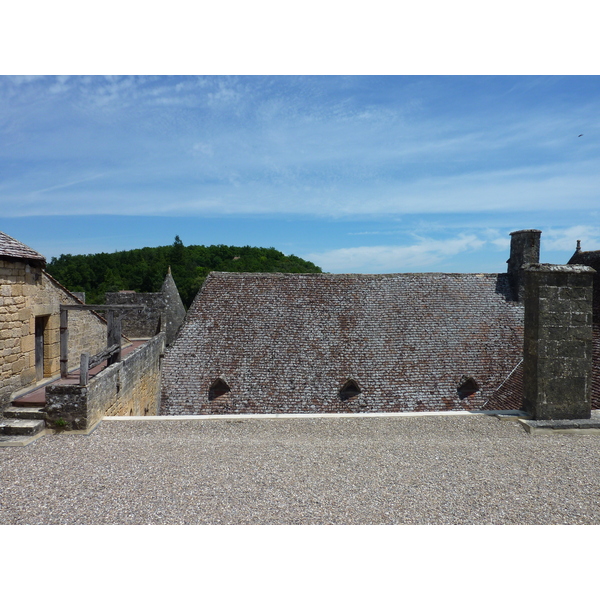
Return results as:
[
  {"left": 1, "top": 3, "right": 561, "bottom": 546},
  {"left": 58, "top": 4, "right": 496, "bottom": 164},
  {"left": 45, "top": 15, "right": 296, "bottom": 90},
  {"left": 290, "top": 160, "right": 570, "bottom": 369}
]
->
[{"left": 0, "top": 230, "right": 46, "bottom": 264}]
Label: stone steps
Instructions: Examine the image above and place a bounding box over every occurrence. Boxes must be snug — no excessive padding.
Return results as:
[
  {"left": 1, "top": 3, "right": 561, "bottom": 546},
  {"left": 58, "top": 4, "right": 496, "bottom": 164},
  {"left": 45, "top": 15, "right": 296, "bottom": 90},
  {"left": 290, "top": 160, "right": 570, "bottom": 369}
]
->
[
  {"left": 0, "top": 418, "right": 46, "bottom": 436},
  {"left": 0, "top": 403, "right": 47, "bottom": 446},
  {"left": 3, "top": 406, "right": 46, "bottom": 420}
]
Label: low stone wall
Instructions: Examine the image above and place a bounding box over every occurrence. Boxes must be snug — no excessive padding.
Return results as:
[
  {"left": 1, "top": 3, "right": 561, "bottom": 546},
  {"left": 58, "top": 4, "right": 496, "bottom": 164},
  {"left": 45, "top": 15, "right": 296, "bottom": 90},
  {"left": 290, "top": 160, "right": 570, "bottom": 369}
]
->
[{"left": 45, "top": 333, "right": 165, "bottom": 430}]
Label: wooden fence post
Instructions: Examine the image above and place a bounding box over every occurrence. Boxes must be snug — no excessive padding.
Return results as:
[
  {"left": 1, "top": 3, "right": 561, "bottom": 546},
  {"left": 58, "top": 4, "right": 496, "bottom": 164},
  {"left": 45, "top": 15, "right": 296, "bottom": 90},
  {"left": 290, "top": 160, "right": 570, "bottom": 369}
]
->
[
  {"left": 80, "top": 353, "right": 90, "bottom": 385},
  {"left": 60, "top": 307, "right": 68, "bottom": 378},
  {"left": 106, "top": 310, "right": 122, "bottom": 366}
]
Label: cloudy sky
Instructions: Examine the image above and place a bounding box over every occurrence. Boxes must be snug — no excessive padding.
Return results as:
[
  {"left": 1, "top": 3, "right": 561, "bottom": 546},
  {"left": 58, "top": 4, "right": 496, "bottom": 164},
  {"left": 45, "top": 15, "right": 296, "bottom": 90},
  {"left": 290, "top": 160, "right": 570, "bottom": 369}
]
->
[{"left": 1, "top": 74, "right": 599, "bottom": 273}]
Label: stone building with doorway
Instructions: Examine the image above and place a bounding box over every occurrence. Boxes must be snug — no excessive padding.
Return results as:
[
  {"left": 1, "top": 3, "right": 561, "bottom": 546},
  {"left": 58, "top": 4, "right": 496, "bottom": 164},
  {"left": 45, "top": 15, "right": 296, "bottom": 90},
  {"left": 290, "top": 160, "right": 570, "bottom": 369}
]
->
[
  {"left": 0, "top": 231, "right": 107, "bottom": 412},
  {"left": 2, "top": 227, "right": 598, "bottom": 439}
]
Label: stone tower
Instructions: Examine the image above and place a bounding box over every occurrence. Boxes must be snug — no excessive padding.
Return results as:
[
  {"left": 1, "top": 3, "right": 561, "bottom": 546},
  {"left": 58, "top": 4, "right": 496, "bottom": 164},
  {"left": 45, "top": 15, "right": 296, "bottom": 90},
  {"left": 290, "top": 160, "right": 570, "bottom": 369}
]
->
[{"left": 507, "top": 229, "right": 541, "bottom": 301}]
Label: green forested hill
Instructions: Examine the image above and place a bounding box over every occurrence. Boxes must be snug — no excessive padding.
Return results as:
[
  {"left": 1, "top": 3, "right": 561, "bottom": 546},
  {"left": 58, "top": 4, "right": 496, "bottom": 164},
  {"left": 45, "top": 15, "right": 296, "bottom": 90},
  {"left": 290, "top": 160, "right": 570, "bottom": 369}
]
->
[{"left": 46, "top": 236, "right": 322, "bottom": 307}]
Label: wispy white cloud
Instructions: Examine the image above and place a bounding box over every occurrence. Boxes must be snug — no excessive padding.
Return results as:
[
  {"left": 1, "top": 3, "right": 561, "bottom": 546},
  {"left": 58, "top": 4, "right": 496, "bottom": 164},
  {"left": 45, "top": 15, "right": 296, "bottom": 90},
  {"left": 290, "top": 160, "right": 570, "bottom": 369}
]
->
[
  {"left": 542, "top": 226, "right": 600, "bottom": 252},
  {"left": 2, "top": 75, "right": 600, "bottom": 225},
  {"left": 31, "top": 172, "right": 111, "bottom": 195},
  {"left": 348, "top": 229, "right": 404, "bottom": 236},
  {"left": 306, "top": 234, "right": 486, "bottom": 273}
]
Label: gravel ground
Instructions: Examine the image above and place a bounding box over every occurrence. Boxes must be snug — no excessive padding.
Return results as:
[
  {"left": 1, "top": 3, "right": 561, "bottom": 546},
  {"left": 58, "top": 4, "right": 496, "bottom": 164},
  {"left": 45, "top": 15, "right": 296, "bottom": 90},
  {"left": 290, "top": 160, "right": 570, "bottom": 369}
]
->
[{"left": 2, "top": 414, "right": 600, "bottom": 524}]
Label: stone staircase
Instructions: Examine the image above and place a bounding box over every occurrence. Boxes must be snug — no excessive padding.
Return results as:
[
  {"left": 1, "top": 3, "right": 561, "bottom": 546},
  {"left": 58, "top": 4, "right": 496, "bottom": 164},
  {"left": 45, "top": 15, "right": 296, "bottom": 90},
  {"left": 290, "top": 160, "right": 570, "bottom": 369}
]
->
[{"left": 0, "top": 401, "right": 47, "bottom": 447}]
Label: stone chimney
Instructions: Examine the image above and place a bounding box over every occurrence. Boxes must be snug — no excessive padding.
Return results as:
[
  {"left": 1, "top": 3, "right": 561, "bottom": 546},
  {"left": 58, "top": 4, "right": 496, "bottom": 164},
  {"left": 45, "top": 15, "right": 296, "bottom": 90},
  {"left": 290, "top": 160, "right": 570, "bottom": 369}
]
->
[
  {"left": 507, "top": 229, "right": 541, "bottom": 301},
  {"left": 522, "top": 263, "right": 595, "bottom": 420}
]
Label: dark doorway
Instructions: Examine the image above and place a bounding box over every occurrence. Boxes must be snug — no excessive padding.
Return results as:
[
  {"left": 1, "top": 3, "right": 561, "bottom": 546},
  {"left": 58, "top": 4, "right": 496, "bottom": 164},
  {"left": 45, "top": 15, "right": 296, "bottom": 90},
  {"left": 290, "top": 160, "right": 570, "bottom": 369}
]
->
[{"left": 35, "top": 316, "right": 47, "bottom": 380}]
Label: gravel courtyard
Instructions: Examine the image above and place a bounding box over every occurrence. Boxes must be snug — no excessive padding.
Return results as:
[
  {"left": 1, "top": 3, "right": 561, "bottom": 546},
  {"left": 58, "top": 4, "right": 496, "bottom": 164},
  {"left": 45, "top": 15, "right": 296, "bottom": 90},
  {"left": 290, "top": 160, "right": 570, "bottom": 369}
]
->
[{"left": 2, "top": 414, "right": 600, "bottom": 525}]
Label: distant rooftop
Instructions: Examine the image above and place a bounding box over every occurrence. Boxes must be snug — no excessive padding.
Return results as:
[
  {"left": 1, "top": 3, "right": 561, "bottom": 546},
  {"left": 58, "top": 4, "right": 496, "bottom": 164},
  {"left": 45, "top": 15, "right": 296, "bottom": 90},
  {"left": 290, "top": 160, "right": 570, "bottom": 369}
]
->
[{"left": 0, "top": 231, "right": 46, "bottom": 266}]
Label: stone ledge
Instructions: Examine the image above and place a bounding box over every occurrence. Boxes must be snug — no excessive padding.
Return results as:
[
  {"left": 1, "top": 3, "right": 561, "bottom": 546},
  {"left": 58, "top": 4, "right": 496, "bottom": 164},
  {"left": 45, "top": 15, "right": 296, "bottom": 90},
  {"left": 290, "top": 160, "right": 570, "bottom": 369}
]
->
[
  {"left": 524, "top": 263, "right": 596, "bottom": 274},
  {"left": 0, "top": 429, "right": 47, "bottom": 447},
  {"left": 519, "top": 416, "right": 600, "bottom": 435}
]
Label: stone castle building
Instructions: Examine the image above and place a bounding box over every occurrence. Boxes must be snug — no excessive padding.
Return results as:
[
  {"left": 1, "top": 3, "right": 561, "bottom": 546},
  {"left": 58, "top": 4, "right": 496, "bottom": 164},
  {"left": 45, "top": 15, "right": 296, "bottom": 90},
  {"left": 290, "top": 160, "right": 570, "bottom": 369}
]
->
[
  {"left": 0, "top": 230, "right": 185, "bottom": 440},
  {"left": 161, "top": 229, "right": 598, "bottom": 418},
  {"left": 1, "top": 228, "right": 598, "bottom": 442},
  {"left": 0, "top": 231, "right": 107, "bottom": 413}
]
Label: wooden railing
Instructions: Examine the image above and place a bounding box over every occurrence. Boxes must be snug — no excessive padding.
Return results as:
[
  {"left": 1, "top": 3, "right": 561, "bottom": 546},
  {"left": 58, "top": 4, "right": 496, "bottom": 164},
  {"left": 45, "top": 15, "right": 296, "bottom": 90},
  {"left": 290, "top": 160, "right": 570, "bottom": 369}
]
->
[
  {"left": 60, "top": 303, "right": 143, "bottom": 379},
  {"left": 79, "top": 344, "right": 121, "bottom": 385}
]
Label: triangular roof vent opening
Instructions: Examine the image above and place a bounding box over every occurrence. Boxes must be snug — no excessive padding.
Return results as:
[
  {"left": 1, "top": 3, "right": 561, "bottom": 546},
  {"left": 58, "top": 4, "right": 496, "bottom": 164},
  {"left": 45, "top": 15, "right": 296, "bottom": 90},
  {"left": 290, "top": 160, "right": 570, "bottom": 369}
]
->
[
  {"left": 209, "top": 377, "right": 231, "bottom": 400},
  {"left": 457, "top": 376, "right": 479, "bottom": 400},
  {"left": 340, "top": 379, "right": 361, "bottom": 401}
]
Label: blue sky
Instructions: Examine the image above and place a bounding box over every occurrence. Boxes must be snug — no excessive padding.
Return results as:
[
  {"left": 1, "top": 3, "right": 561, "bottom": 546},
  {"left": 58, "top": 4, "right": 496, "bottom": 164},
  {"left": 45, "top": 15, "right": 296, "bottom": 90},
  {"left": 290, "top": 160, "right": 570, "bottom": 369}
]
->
[{"left": 1, "top": 75, "right": 599, "bottom": 273}]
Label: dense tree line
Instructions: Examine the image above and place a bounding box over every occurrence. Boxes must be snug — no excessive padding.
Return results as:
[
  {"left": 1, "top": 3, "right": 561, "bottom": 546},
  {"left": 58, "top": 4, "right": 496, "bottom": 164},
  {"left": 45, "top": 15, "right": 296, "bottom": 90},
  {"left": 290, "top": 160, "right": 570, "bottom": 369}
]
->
[{"left": 47, "top": 236, "right": 323, "bottom": 307}]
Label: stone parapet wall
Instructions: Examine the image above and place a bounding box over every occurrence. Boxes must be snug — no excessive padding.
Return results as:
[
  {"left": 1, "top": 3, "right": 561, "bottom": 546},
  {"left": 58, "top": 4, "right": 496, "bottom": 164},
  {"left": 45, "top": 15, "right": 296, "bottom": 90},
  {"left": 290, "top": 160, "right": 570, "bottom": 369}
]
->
[{"left": 45, "top": 333, "right": 164, "bottom": 430}]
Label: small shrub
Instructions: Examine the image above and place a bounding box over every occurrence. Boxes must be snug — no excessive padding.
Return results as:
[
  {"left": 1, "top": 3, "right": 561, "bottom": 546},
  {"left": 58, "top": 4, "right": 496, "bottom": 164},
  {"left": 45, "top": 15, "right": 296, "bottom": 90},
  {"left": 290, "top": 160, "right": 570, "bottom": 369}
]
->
[{"left": 53, "top": 418, "right": 69, "bottom": 430}]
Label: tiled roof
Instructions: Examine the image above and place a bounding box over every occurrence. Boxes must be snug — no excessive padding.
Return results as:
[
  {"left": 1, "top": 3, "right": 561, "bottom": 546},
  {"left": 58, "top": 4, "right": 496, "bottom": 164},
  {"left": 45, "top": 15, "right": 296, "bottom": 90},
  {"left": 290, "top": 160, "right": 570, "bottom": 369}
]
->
[
  {"left": 484, "top": 325, "right": 600, "bottom": 411},
  {"left": 161, "top": 271, "right": 525, "bottom": 415},
  {"left": 569, "top": 249, "right": 600, "bottom": 264},
  {"left": 0, "top": 231, "right": 46, "bottom": 265},
  {"left": 483, "top": 361, "right": 523, "bottom": 411},
  {"left": 568, "top": 250, "right": 600, "bottom": 320}
]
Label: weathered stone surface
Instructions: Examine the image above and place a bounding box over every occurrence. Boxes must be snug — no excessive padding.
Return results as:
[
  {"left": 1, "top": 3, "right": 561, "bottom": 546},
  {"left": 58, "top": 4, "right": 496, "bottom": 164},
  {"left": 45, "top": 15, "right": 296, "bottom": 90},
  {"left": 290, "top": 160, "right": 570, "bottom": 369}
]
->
[
  {"left": 1, "top": 255, "right": 108, "bottom": 412},
  {"left": 568, "top": 245, "right": 600, "bottom": 322},
  {"left": 45, "top": 333, "right": 164, "bottom": 430},
  {"left": 106, "top": 291, "right": 164, "bottom": 339},
  {"left": 0, "top": 418, "right": 45, "bottom": 436},
  {"left": 160, "top": 269, "right": 186, "bottom": 345},
  {"left": 523, "top": 264, "right": 595, "bottom": 420},
  {"left": 507, "top": 229, "right": 541, "bottom": 301},
  {"left": 106, "top": 270, "right": 185, "bottom": 346}
]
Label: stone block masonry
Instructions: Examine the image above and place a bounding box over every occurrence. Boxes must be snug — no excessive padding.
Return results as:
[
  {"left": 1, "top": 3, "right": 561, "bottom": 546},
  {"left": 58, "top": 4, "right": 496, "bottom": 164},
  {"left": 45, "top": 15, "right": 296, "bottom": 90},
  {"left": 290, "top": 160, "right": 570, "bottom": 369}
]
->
[
  {"left": 1, "top": 259, "right": 110, "bottom": 409},
  {"left": 106, "top": 270, "right": 186, "bottom": 346},
  {"left": 1, "top": 260, "right": 108, "bottom": 411},
  {"left": 507, "top": 229, "right": 541, "bottom": 301},
  {"left": 106, "top": 291, "right": 164, "bottom": 339},
  {"left": 523, "top": 264, "right": 595, "bottom": 420},
  {"left": 45, "top": 332, "right": 165, "bottom": 430}
]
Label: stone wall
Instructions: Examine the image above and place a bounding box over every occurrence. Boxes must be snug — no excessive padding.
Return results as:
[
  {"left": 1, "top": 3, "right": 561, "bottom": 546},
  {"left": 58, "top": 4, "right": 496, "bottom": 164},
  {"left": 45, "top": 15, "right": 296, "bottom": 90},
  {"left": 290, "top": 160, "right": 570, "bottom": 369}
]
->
[
  {"left": 45, "top": 332, "right": 165, "bottom": 430},
  {"left": 523, "top": 264, "right": 595, "bottom": 420},
  {"left": 0, "top": 258, "right": 36, "bottom": 407},
  {"left": 106, "top": 272, "right": 186, "bottom": 346},
  {"left": 38, "top": 274, "right": 108, "bottom": 371},
  {"left": 105, "top": 291, "right": 164, "bottom": 339},
  {"left": 0, "top": 260, "right": 108, "bottom": 410}
]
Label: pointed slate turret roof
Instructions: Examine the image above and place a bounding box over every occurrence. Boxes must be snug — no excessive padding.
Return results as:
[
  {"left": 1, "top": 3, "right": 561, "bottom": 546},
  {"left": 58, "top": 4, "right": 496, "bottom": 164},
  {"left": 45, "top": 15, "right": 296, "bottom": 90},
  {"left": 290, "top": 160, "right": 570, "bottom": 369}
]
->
[
  {"left": 0, "top": 231, "right": 46, "bottom": 266},
  {"left": 161, "top": 267, "right": 187, "bottom": 345}
]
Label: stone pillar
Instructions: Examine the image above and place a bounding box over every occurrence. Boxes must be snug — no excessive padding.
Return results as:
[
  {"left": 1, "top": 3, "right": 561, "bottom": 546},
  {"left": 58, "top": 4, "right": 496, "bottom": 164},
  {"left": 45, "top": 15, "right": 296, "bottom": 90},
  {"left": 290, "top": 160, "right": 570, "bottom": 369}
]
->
[
  {"left": 507, "top": 229, "right": 541, "bottom": 301},
  {"left": 523, "top": 264, "right": 595, "bottom": 420}
]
